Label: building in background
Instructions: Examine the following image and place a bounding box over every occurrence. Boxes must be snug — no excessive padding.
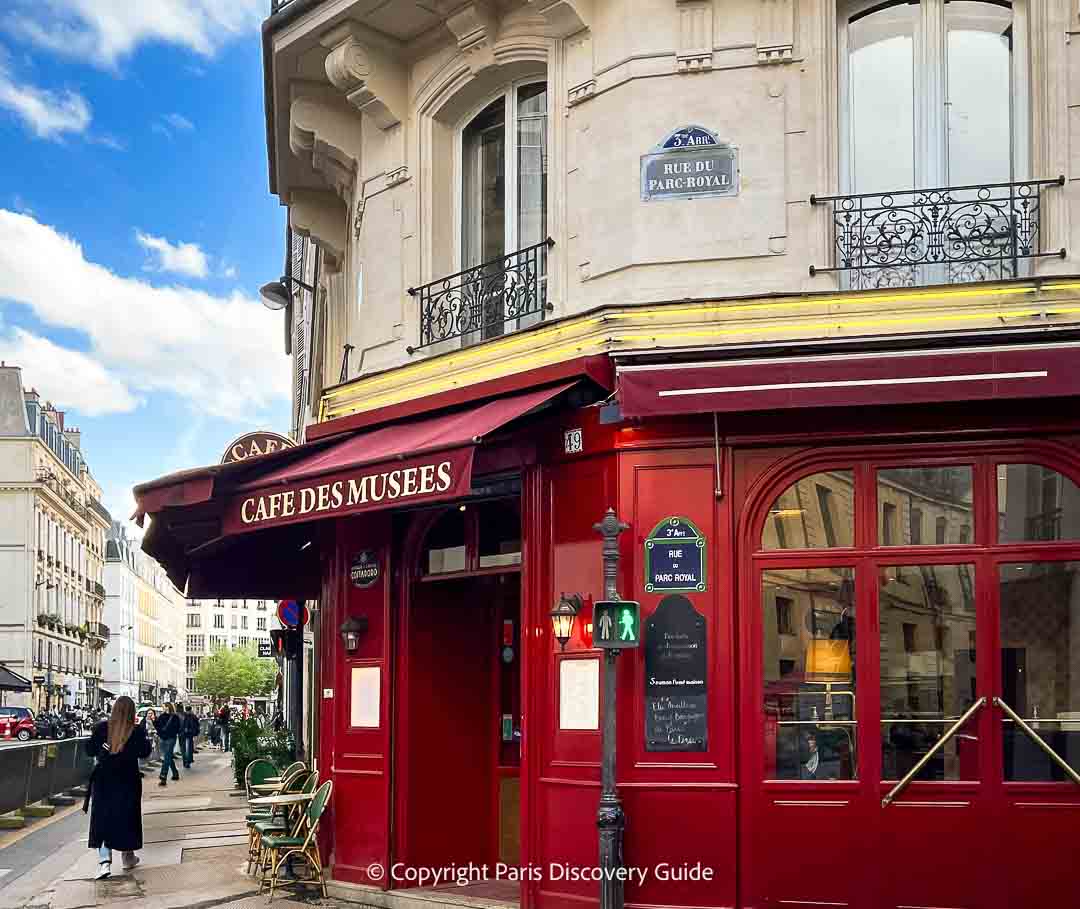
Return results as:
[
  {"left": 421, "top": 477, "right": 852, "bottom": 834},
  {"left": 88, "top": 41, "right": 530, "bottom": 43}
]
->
[
  {"left": 184, "top": 597, "right": 283, "bottom": 711},
  {"left": 0, "top": 364, "right": 112, "bottom": 711},
  {"left": 103, "top": 522, "right": 185, "bottom": 707}
]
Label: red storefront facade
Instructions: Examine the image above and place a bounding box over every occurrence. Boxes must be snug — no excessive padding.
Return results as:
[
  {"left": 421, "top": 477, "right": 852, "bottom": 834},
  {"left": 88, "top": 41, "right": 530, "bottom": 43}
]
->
[{"left": 136, "top": 341, "right": 1080, "bottom": 909}]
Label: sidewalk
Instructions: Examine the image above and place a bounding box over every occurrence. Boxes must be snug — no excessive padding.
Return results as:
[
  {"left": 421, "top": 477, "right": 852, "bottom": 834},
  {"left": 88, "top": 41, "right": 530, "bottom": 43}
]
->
[{"left": 0, "top": 748, "right": 344, "bottom": 909}]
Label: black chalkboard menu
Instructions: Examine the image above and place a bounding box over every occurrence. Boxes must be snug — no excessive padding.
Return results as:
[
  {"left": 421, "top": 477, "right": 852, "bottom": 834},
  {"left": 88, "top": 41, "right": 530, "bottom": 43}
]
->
[{"left": 645, "top": 594, "right": 707, "bottom": 752}]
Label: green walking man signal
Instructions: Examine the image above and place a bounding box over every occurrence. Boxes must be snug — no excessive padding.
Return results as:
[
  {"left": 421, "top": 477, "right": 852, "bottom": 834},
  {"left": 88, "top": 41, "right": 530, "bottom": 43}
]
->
[{"left": 593, "top": 600, "right": 641, "bottom": 650}]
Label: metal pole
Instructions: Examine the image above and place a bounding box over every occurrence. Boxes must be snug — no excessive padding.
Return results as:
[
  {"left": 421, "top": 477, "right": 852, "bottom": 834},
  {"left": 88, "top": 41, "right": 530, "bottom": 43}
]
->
[
  {"left": 594, "top": 509, "right": 628, "bottom": 909},
  {"left": 289, "top": 603, "right": 305, "bottom": 759}
]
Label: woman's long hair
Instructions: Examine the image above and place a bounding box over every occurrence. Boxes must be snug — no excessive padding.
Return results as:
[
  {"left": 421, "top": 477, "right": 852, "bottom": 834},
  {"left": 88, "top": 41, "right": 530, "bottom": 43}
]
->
[{"left": 107, "top": 696, "right": 136, "bottom": 754}]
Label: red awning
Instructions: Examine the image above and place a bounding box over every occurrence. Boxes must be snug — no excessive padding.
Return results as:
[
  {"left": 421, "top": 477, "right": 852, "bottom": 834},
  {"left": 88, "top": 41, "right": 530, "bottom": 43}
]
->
[
  {"left": 222, "top": 381, "right": 573, "bottom": 534},
  {"left": 133, "top": 381, "right": 575, "bottom": 597},
  {"left": 618, "top": 343, "right": 1080, "bottom": 418}
]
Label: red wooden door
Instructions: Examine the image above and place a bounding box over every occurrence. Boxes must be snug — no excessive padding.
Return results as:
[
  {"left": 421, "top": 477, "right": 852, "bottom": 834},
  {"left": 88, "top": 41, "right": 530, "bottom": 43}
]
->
[
  {"left": 403, "top": 577, "right": 498, "bottom": 871},
  {"left": 743, "top": 446, "right": 1080, "bottom": 909}
]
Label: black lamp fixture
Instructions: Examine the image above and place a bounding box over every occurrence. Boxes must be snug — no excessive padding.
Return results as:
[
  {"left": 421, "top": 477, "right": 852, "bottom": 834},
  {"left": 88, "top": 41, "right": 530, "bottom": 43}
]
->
[
  {"left": 549, "top": 593, "right": 583, "bottom": 651},
  {"left": 259, "top": 273, "right": 317, "bottom": 311},
  {"left": 339, "top": 614, "right": 370, "bottom": 653}
]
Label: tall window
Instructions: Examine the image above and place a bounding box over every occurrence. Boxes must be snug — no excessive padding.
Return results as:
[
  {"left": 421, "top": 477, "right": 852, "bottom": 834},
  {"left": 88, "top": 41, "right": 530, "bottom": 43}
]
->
[
  {"left": 842, "top": 1, "right": 1021, "bottom": 193},
  {"left": 461, "top": 81, "right": 548, "bottom": 340}
]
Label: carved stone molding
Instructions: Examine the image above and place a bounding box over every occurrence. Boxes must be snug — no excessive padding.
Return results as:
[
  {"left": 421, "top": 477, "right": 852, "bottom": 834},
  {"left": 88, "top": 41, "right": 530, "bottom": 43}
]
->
[
  {"left": 676, "top": 0, "right": 713, "bottom": 73},
  {"left": 289, "top": 84, "right": 361, "bottom": 203},
  {"left": 757, "top": 0, "right": 794, "bottom": 64},
  {"left": 321, "top": 24, "right": 407, "bottom": 131},
  {"left": 445, "top": 1, "right": 500, "bottom": 74},
  {"left": 525, "top": 0, "right": 592, "bottom": 38},
  {"left": 568, "top": 79, "right": 596, "bottom": 105},
  {"left": 289, "top": 189, "right": 347, "bottom": 271}
]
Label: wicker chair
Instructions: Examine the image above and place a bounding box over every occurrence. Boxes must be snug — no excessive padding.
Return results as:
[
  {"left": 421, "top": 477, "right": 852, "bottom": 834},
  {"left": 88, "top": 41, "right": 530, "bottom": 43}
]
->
[{"left": 259, "top": 779, "right": 333, "bottom": 900}]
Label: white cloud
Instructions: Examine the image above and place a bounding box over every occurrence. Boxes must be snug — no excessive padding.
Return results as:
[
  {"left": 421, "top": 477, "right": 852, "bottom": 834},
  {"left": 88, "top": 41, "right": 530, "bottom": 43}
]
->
[
  {"left": 0, "top": 64, "right": 91, "bottom": 139},
  {"left": 0, "top": 210, "right": 289, "bottom": 422},
  {"left": 163, "top": 112, "right": 194, "bottom": 132},
  {"left": 90, "top": 133, "right": 125, "bottom": 151},
  {"left": 135, "top": 231, "right": 210, "bottom": 279},
  {"left": 7, "top": 1, "right": 263, "bottom": 69},
  {"left": 0, "top": 328, "right": 139, "bottom": 416},
  {"left": 222, "top": 264, "right": 237, "bottom": 280}
]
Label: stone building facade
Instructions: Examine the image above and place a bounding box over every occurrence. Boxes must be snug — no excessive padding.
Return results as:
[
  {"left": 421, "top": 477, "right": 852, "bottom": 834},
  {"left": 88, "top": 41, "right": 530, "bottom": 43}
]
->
[{"left": 0, "top": 365, "right": 111, "bottom": 710}]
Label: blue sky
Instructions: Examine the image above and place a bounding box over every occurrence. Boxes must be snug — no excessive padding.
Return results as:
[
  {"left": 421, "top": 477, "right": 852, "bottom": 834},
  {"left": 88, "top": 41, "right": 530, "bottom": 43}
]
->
[{"left": 0, "top": 1, "right": 292, "bottom": 525}]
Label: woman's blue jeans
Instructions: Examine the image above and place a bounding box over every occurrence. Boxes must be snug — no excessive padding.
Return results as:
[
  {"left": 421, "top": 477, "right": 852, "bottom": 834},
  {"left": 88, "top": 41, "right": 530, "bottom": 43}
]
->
[{"left": 159, "top": 737, "right": 179, "bottom": 780}]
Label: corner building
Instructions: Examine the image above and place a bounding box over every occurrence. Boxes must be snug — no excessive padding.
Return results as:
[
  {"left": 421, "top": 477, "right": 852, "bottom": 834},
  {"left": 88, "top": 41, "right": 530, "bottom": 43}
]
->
[{"left": 137, "top": 2, "right": 1080, "bottom": 907}]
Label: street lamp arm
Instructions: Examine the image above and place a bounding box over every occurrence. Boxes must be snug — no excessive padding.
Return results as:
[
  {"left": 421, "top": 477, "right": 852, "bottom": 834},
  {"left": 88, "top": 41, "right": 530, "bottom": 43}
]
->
[{"left": 282, "top": 274, "right": 316, "bottom": 293}]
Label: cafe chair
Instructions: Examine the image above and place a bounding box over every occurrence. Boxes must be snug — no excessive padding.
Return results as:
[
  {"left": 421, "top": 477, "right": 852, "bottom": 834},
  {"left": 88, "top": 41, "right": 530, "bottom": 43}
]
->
[
  {"left": 259, "top": 779, "right": 333, "bottom": 901},
  {"left": 247, "top": 769, "right": 313, "bottom": 874}
]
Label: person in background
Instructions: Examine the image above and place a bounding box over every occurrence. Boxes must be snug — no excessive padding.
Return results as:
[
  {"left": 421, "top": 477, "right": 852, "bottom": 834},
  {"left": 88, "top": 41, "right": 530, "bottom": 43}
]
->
[
  {"left": 180, "top": 705, "right": 199, "bottom": 769},
  {"left": 217, "top": 704, "right": 231, "bottom": 752},
  {"left": 153, "top": 703, "right": 181, "bottom": 787},
  {"left": 84, "top": 696, "right": 152, "bottom": 879}
]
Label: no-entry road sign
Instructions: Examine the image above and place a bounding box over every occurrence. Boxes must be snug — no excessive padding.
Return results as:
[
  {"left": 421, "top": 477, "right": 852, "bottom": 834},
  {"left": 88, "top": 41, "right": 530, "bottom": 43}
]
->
[{"left": 277, "top": 599, "right": 310, "bottom": 628}]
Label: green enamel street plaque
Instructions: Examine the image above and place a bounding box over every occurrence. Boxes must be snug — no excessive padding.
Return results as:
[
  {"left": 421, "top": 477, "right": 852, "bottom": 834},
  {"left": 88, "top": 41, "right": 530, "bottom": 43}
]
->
[
  {"left": 593, "top": 600, "right": 641, "bottom": 649},
  {"left": 644, "top": 516, "right": 707, "bottom": 593}
]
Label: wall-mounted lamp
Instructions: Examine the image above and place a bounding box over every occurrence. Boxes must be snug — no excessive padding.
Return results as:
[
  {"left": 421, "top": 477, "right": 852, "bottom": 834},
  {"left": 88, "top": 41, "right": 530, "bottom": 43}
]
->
[
  {"left": 549, "top": 593, "right": 583, "bottom": 651},
  {"left": 35, "top": 575, "right": 55, "bottom": 590},
  {"left": 339, "top": 615, "right": 370, "bottom": 654}
]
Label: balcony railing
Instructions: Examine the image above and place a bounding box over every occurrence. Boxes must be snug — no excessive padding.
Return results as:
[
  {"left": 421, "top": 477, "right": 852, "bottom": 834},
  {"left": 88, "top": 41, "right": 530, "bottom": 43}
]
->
[
  {"left": 408, "top": 239, "right": 553, "bottom": 353},
  {"left": 810, "top": 177, "right": 1065, "bottom": 290}
]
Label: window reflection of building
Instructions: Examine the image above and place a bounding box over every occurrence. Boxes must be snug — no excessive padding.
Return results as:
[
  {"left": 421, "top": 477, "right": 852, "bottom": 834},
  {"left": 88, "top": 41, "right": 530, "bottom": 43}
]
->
[{"left": 763, "top": 567, "right": 857, "bottom": 780}]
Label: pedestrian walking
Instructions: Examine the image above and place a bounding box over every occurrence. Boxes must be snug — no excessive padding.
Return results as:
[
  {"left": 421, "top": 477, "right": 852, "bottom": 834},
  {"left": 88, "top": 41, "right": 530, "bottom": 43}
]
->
[
  {"left": 180, "top": 705, "right": 199, "bottom": 768},
  {"left": 153, "top": 703, "right": 181, "bottom": 787},
  {"left": 84, "top": 696, "right": 152, "bottom": 880},
  {"left": 217, "top": 704, "right": 231, "bottom": 752}
]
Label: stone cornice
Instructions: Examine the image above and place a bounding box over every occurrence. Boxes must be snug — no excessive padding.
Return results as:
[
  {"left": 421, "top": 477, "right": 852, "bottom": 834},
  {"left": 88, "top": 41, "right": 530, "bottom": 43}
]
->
[
  {"left": 525, "top": 0, "right": 592, "bottom": 37},
  {"left": 445, "top": 0, "right": 500, "bottom": 73},
  {"left": 289, "top": 82, "right": 362, "bottom": 203},
  {"left": 288, "top": 189, "right": 347, "bottom": 271},
  {"left": 321, "top": 22, "right": 408, "bottom": 131}
]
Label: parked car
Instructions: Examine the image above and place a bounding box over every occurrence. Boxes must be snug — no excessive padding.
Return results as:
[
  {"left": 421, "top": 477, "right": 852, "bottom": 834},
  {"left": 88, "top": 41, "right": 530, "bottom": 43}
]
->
[{"left": 0, "top": 706, "right": 37, "bottom": 742}]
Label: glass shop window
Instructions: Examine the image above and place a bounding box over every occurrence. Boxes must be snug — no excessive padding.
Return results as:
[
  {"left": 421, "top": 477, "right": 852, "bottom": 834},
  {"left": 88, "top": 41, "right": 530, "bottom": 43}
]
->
[
  {"left": 1000, "top": 561, "right": 1080, "bottom": 781},
  {"left": 478, "top": 500, "right": 521, "bottom": 568},
  {"left": 998, "top": 464, "right": 1080, "bottom": 543},
  {"left": 423, "top": 508, "right": 468, "bottom": 575},
  {"left": 877, "top": 466, "right": 973, "bottom": 545},
  {"left": 762, "top": 471, "right": 855, "bottom": 550},
  {"left": 880, "top": 564, "right": 978, "bottom": 781},
  {"left": 762, "top": 567, "right": 857, "bottom": 780}
]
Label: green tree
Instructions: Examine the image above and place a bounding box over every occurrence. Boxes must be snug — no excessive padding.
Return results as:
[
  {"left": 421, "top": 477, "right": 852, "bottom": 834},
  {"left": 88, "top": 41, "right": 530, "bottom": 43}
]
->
[{"left": 194, "top": 647, "right": 277, "bottom": 703}]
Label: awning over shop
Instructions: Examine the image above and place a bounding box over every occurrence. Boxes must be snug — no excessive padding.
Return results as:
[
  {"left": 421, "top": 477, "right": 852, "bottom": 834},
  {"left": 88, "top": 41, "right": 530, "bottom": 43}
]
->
[
  {"left": 134, "top": 381, "right": 576, "bottom": 599},
  {"left": 0, "top": 666, "right": 32, "bottom": 693},
  {"left": 618, "top": 342, "right": 1080, "bottom": 418}
]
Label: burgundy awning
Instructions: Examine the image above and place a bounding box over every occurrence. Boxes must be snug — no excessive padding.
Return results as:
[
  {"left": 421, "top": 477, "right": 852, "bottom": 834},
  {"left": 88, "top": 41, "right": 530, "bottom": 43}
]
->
[
  {"left": 222, "top": 381, "right": 573, "bottom": 534},
  {"left": 618, "top": 343, "right": 1080, "bottom": 418},
  {"left": 133, "top": 381, "right": 575, "bottom": 597}
]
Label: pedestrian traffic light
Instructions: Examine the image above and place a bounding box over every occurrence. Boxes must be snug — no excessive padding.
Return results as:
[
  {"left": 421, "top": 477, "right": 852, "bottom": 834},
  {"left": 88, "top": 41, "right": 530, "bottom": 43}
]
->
[
  {"left": 269, "top": 629, "right": 286, "bottom": 661},
  {"left": 592, "top": 600, "right": 641, "bottom": 649}
]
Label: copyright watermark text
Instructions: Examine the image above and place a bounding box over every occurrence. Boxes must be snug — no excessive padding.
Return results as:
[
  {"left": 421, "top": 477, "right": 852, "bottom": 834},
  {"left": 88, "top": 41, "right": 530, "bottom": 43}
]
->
[{"left": 365, "top": 862, "right": 715, "bottom": 887}]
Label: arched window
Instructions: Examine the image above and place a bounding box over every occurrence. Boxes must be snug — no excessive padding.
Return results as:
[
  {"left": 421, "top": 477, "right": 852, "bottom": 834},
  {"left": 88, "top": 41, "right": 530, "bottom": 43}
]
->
[
  {"left": 756, "top": 454, "right": 1080, "bottom": 786},
  {"left": 840, "top": 0, "right": 1024, "bottom": 194},
  {"left": 460, "top": 81, "right": 548, "bottom": 340}
]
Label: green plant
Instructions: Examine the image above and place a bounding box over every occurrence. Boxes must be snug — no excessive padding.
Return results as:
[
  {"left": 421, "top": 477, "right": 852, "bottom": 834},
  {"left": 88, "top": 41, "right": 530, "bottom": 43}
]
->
[
  {"left": 194, "top": 648, "right": 277, "bottom": 702},
  {"left": 231, "top": 717, "right": 294, "bottom": 789}
]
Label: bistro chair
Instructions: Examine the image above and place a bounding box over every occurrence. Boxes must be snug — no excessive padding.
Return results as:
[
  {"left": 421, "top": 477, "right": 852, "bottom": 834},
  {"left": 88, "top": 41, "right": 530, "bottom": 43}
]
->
[
  {"left": 245, "top": 758, "right": 280, "bottom": 800},
  {"left": 246, "top": 768, "right": 311, "bottom": 873},
  {"left": 259, "top": 779, "right": 333, "bottom": 901}
]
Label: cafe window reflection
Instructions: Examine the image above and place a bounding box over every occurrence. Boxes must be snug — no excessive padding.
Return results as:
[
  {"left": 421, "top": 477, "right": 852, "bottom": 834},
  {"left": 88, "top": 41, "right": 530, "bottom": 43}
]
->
[
  {"left": 877, "top": 466, "right": 974, "bottom": 546},
  {"left": 998, "top": 464, "right": 1080, "bottom": 543},
  {"left": 763, "top": 567, "right": 857, "bottom": 780},
  {"left": 762, "top": 471, "right": 855, "bottom": 550},
  {"left": 880, "top": 564, "right": 978, "bottom": 781}
]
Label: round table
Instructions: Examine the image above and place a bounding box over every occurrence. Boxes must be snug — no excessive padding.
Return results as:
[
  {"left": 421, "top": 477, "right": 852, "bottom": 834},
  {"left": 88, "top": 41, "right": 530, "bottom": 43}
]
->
[{"left": 249, "top": 792, "right": 315, "bottom": 808}]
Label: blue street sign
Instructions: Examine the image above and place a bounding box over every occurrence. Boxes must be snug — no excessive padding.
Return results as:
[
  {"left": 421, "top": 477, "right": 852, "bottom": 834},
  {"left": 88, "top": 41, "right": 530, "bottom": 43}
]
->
[{"left": 277, "top": 599, "right": 309, "bottom": 628}]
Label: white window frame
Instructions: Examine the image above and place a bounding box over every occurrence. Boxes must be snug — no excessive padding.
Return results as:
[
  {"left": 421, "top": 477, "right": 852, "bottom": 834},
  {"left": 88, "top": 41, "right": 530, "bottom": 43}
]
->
[
  {"left": 838, "top": 0, "right": 1028, "bottom": 194},
  {"left": 453, "top": 76, "right": 549, "bottom": 274}
]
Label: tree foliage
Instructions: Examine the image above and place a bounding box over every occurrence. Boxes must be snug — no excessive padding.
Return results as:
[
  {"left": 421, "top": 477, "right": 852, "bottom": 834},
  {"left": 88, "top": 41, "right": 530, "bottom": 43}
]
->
[{"left": 193, "top": 647, "right": 277, "bottom": 702}]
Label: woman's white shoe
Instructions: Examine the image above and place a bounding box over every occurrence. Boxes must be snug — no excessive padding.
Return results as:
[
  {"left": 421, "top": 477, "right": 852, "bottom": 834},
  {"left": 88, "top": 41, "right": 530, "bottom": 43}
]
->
[{"left": 95, "top": 862, "right": 111, "bottom": 880}]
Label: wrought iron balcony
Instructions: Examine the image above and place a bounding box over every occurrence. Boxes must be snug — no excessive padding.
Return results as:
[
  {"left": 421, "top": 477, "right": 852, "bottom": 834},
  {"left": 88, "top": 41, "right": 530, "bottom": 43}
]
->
[
  {"left": 408, "top": 239, "right": 554, "bottom": 353},
  {"left": 810, "top": 177, "right": 1065, "bottom": 290}
]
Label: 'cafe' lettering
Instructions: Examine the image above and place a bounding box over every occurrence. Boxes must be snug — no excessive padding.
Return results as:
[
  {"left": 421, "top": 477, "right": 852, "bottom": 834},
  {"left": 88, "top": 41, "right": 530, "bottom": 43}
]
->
[{"left": 239, "top": 460, "right": 455, "bottom": 526}]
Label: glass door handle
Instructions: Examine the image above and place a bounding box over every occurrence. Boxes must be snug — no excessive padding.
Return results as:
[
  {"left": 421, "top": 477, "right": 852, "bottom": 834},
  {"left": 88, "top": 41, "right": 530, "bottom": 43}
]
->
[
  {"left": 994, "top": 697, "right": 1080, "bottom": 787},
  {"left": 882, "top": 696, "right": 986, "bottom": 808}
]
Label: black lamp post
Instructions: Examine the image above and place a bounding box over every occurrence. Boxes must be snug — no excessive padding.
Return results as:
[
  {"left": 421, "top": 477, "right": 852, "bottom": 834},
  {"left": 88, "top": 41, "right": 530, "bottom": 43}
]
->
[
  {"left": 594, "top": 509, "right": 630, "bottom": 909},
  {"left": 549, "top": 594, "right": 582, "bottom": 650}
]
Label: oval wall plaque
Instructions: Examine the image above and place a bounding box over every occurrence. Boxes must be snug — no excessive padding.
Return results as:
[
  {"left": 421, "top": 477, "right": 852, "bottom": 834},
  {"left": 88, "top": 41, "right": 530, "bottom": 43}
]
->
[{"left": 350, "top": 550, "right": 380, "bottom": 588}]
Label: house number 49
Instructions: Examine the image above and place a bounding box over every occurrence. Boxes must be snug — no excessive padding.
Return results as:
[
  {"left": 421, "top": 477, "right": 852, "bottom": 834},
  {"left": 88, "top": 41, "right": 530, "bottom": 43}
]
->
[{"left": 564, "top": 428, "right": 584, "bottom": 454}]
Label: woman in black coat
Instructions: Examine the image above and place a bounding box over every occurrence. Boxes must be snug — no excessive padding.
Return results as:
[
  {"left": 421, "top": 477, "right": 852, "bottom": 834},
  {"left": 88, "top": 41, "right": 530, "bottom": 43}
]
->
[{"left": 84, "top": 696, "right": 152, "bottom": 879}]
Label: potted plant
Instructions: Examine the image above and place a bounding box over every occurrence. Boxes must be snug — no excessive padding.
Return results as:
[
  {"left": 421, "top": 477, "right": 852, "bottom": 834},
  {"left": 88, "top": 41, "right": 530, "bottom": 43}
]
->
[{"left": 36, "top": 614, "right": 48, "bottom": 628}]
